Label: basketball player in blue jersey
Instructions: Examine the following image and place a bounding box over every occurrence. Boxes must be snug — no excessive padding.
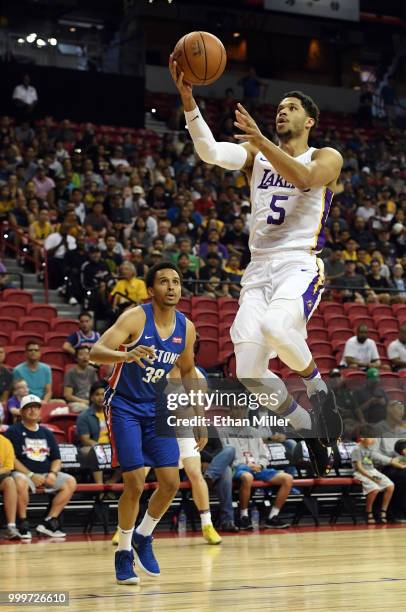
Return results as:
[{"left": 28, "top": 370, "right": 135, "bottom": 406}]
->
[
  {"left": 90, "top": 263, "right": 207, "bottom": 585},
  {"left": 170, "top": 58, "right": 343, "bottom": 476}
]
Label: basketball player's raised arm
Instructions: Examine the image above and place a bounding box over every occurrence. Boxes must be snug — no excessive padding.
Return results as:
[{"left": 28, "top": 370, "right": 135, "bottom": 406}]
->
[
  {"left": 169, "top": 55, "right": 256, "bottom": 172},
  {"left": 89, "top": 307, "right": 156, "bottom": 367},
  {"left": 234, "top": 103, "right": 343, "bottom": 189}
]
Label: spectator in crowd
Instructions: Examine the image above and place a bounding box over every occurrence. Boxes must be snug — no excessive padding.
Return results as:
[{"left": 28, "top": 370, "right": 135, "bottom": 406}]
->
[
  {"left": 63, "top": 347, "right": 98, "bottom": 413},
  {"left": 201, "top": 425, "right": 239, "bottom": 532},
  {"left": 12, "top": 75, "right": 38, "bottom": 118},
  {"left": 366, "top": 259, "right": 391, "bottom": 304},
  {"left": 177, "top": 253, "right": 197, "bottom": 296},
  {"left": 238, "top": 67, "right": 267, "bottom": 111},
  {"left": 80, "top": 246, "right": 111, "bottom": 314},
  {"left": 13, "top": 343, "right": 52, "bottom": 401},
  {"left": 391, "top": 264, "right": 406, "bottom": 301},
  {"left": 351, "top": 424, "right": 394, "bottom": 525},
  {"left": 0, "top": 259, "right": 10, "bottom": 291},
  {"left": 224, "top": 254, "right": 244, "bottom": 298},
  {"left": 6, "top": 380, "right": 29, "bottom": 425},
  {"left": 101, "top": 233, "right": 124, "bottom": 275},
  {"left": 76, "top": 382, "right": 120, "bottom": 485},
  {"left": 200, "top": 253, "right": 230, "bottom": 298},
  {"left": 387, "top": 325, "right": 406, "bottom": 371},
  {"left": 0, "top": 346, "right": 12, "bottom": 406},
  {"left": 110, "top": 261, "right": 148, "bottom": 311},
  {"left": 342, "top": 325, "right": 382, "bottom": 370},
  {"left": 5, "top": 394, "right": 77, "bottom": 538},
  {"left": 354, "top": 368, "right": 388, "bottom": 424},
  {"left": 0, "top": 433, "right": 20, "bottom": 539},
  {"left": 226, "top": 416, "right": 293, "bottom": 529},
  {"left": 341, "top": 260, "right": 369, "bottom": 303},
  {"left": 63, "top": 312, "right": 100, "bottom": 357},
  {"left": 328, "top": 368, "right": 362, "bottom": 437},
  {"left": 324, "top": 247, "right": 345, "bottom": 286},
  {"left": 44, "top": 222, "right": 76, "bottom": 290},
  {"left": 63, "top": 234, "right": 88, "bottom": 305}
]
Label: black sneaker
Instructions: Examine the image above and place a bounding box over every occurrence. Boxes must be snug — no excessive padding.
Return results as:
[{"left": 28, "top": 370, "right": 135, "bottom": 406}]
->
[
  {"left": 239, "top": 516, "right": 253, "bottom": 530},
  {"left": 265, "top": 516, "right": 290, "bottom": 529},
  {"left": 220, "top": 521, "right": 240, "bottom": 532},
  {"left": 36, "top": 517, "right": 66, "bottom": 538},
  {"left": 309, "top": 388, "right": 343, "bottom": 446},
  {"left": 17, "top": 519, "right": 32, "bottom": 540}
]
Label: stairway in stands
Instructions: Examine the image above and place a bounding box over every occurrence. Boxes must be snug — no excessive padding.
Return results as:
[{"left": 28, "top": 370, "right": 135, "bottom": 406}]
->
[{"left": 4, "top": 257, "right": 80, "bottom": 318}]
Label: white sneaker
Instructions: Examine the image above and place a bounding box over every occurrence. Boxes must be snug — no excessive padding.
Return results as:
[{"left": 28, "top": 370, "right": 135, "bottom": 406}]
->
[
  {"left": 7, "top": 526, "right": 21, "bottom": 540},
  {"left": 36, "top": 518, "right": 66, "bottom": 538}
]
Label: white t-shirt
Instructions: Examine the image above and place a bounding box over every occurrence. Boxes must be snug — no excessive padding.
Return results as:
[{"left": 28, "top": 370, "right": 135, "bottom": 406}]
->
[
  {"left": 342, "top": 336, "right": 379, "bottom": 366},
  {"left": 44, "top": 233, "right": 76, "bottom": 259},
  {"left": 387, "top": 339, "right": 406, "bottom": 370},
  {"left": 13, "top": 85, "right": 38, "bottom": 105},
  {"left": 356, "top": 206, "right": 375, "bottom": 222}
]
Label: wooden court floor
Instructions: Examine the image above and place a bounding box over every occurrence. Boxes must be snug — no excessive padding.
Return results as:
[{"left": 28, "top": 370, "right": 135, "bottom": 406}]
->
[{"left": 1, "top": 526, "right": 406, "bottom": 611}]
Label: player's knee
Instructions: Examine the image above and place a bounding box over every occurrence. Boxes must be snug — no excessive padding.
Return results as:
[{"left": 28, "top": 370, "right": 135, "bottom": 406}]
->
[
  {"left": 236, "top": 356, "right": 267, "bottom": 380},
  {"left": 186, "top": 468, "right": 203, "bottom": 484},
  {"left": 159, "top": 475, "right": 180, "bottom": 496},
  {"left": 281, "top": 473, "right": 294, "bottom": 487},
  {"left": 123, "top": 476, "right": 145, "bottom": 499}
]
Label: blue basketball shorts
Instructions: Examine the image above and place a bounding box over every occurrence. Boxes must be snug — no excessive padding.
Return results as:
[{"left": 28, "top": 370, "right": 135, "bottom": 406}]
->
[
  {"left": 234, "top": 464, "right": 279, "bottom": 481},
  {"left": 104, "top": 391, "right": 179, "bottom": 472}
]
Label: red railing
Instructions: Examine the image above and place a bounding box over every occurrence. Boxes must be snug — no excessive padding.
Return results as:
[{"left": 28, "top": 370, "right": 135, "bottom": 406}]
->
[{"left": 0, "top": 221, "right": 49, "bottom": 303}]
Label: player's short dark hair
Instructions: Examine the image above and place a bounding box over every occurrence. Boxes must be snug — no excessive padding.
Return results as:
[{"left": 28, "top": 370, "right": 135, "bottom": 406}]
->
[
  {"left": 145, "top": 262, "right": 182, "bottom": 289},
  {"left": 282, "top": 91, "right": 320, "bottom": 126},
  {"left": 25, "top": 340, "right": 41, "bottom": 350},
  {"left": 89, "top": 380, "right": 106, "bottom": 400}
]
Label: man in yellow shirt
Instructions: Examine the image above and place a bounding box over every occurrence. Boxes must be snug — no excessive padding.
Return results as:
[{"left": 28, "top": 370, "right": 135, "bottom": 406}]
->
[
  {"left": 0, "top": 434, "right": 20, "bottom": 539},
  {"left": 110, "top": 261, "right": 147, "bottom": 311}
]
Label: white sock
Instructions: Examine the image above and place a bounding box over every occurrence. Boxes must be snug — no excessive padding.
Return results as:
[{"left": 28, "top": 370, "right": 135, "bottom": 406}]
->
[
  {"left": 7, "top": 523, "right": 16, "bottom": 528},
  {"left": 303, "top": 367, "right": 328, "bottom": 398},
  {"left": 269, "top": 507, "right": 280, "bottom": 519},
  {"left": 118, "top": 526, "right": 134, "bottom": 551},
  {"left": 240, "top": 508, "right": 248, "bottom": 518},
  {"left": 136, "top": 512, "right": 160, "bottom": 537},
  {"left": 200, "top": 511, "right": 212, "bottom": 527},
  {"left": 280, "top": 399, "right": 311, "bottom": 430}
]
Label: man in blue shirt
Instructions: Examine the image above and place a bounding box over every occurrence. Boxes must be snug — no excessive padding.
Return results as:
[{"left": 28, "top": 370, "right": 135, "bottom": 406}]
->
[{"left": 13, "top": 342, "right": 52, "bottom": 401}]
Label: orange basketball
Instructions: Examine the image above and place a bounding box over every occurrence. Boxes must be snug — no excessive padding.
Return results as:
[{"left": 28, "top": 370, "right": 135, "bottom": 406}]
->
[{"left": 172, "top": 31, "right": 227, "bottom": 86}]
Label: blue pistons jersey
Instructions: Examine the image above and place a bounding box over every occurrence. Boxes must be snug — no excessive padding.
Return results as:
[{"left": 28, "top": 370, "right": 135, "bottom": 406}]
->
[{"left": 106, "top": 303, "right": 187, "bottom": 416}]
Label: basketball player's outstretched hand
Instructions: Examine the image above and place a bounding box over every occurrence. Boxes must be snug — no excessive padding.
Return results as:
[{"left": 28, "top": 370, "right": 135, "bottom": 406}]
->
[
  {"left": 234, "top": 103, "right": 264, "bottom": 148},
  {"left": 125, "top": 345, "right": 156, "bottom": 368},
  {"left": 193, "top": 425, "right": 208, "bottom": 451},
  {"left": 169, "top": 54, "right": 193, "bottom": 97}
]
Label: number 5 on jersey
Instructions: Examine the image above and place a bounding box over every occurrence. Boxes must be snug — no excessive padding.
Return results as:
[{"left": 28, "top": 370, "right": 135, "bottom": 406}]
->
[{"left": 267, "top": 194, "right": 288, "bottom": 225}]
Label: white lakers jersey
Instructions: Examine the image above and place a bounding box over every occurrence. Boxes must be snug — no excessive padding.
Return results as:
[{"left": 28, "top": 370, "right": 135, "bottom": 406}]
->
[{"left": 249, "top": 147, "right": 333, "bottom": 257}]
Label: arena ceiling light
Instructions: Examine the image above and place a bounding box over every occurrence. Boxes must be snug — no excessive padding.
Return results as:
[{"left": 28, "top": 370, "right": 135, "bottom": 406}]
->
[
  {"left": 17, "top": 38, "right": 25, "bottom": 44},
  {"left": 26, "top": 33, "right": 37, "bottom": 43},
  {"left": 36, "top": 38, "right": 47, "bottom": 47},
  {"left": 48, "top": 38, "right": 58, "bottom": 46}
]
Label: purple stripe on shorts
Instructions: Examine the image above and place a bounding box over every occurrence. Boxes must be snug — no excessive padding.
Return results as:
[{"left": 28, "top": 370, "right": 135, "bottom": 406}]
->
[
  {"left": 315, "top": 188, "right": 334, "bottom": 252},
  {"left": 302, "top": 271, "right": 323, "bottom": 321},
  {"left": 280, "top": 399, "right": 298, "bottom": 417}
]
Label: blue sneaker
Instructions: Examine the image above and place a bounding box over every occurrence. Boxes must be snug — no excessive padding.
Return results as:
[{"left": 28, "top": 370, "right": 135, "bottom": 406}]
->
[
  {"left": 132, "top": 531, "right": 160, "bottom": 576},
  {"left": 115, "top": 550, "right": 140, "bottom": 585}
]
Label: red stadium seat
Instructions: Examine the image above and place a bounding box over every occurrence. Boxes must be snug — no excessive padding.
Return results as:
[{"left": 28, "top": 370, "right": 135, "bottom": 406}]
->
[
  {"left": 378, "top": 322, "right": 399, "bottom": 339},
  {"left": 10, "top": 331, "right": 43, "bottom": 345},
  {"left": 0, "top": 302, "right": 27, "bottom": 319},
  {"left": 41, "top": 348, "right": 71, "bottom": 369},
  {"left": 191, "top": 297, "right": 217, "bottom": 313},
  {"left": 308, "top": 341, "right": 332, "bottom": 354},
  {"left": 308, "top": 327, "right": 329, "bottom": 341},
  {"left": 51, "top": 318, "right": 79, "bottom": 333},
  {"left": 1, "top": 289, "right": 33, "bottom": 305},
  {"left": 26, "top": 304, "right": 58, "bottom": 320},
  {"left": 178, "top": 297, "right": 192, "bottom": 315},
  {"left": 195, "top": 323, "right": 218, "bottom": 340},
  {"left": 40, "top": 400, "right": 67, "bottom": 423},
  {"left": 348, "top": 315, "right": 374, "bottom": 328},
  {"left": 328, "top": 319, "right": 352, "bottom": 333},
  {"left": 67, "top": 425, "right": 77, "bottom": 445},
  {"left": 0, "top": 317, "right": 19, "bottom": 335},
  {"left": 41, "top": 423, "right": 66, "bottom": 444},
  {"left": 44, "top": 332, "right": 68, "bottom": 348},
  {"left": 217, "top": 297, "right": 238, "bottom": 309},
  {"left": 329, "top": 328, "right": 353, "bottom": 342},
  {"left": 20, "top": 317, "right": 51, "bottom": 335},
  {"left": 51, "top": 366, "right": 65, "bottom": 398},
  {"left": 0, "top": 332, "right": 9, "bottom": 346},
  {"left": 4, "top": 346, "right": 26, "bottom": 368},
  {"left": 343, "top": 303, "right": 368, "bottom": 317},
  {"left": 367, "top": 304, "right": 392, "bottom": 317},
  {"left": 219, "top": 323, "right": 231, "bottom": 338},
  {"left": 314, "top": 355, "right": 337, "bottom": 370},
  {"left": 318, "top": 302, "right": 344, "bottom": 316},
  {"left": 385, "top": 388, "right": 405, "bottom": 402},
  {"left": 323, "top": 312, "right": 348, "bottom": 326},
  {"left": 218, "top": 337, "right": 234, "bottom": 364},
  {"left": 331, "top": 339, "right": 346, "bottom": 354},
  {"left": 197, "top": 338, "right": 219, "bottom": 368},
  {"left": 308, "top": 314, "right": 323, "bottom": 327},
  {"left": 218, "top": 312, "right": 236, "bottom": 326},
  {"left": 392, "top": 304, "right": 406, "bottom": 318},
  {"left": 192, "top": 309, "right": 219, "bottom": 326},
  {"left": 382, "top": 331, "right": 399, "bottom": 344},
  {"left": 47, "top": 413, "right": 78, "bottom": 437}
]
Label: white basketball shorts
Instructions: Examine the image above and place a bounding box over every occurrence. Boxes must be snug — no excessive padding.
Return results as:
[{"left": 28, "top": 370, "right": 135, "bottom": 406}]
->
[{"left": 230, "top": 252, "right": 324, "bottom": 350}]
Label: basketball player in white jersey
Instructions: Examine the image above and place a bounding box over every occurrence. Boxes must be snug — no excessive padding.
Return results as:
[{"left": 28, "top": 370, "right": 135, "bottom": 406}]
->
[{"left": 169, "top": 57, "right": 343, "bottom": 475}]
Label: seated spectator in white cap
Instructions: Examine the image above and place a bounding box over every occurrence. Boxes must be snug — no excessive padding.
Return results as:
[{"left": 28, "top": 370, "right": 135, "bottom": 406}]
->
[{"left": 5, "top": 395, "right": 77, "bottom": 538}]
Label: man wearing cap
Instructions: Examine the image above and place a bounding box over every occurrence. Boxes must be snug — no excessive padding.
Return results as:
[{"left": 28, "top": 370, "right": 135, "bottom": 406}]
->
[
  {"left": 342, "top": 325, "right": 382, "bottom": 370},
  {"left": 5, "top": 395, "right": 77, "bottom": 538},
  {"left": 354, "top": 368, "right": 388, "bottom": 424}
]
